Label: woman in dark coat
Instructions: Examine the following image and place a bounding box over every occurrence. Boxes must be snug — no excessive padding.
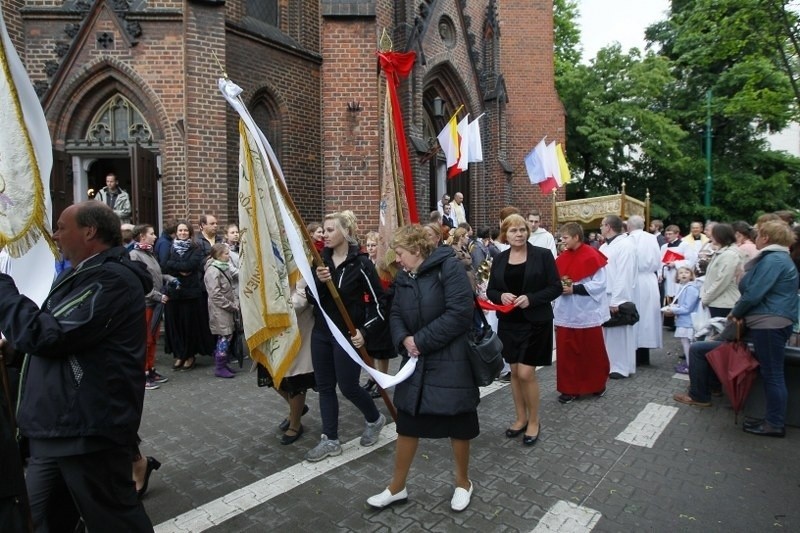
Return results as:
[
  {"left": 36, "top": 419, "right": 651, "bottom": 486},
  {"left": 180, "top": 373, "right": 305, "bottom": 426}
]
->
[
  {"left": 367, "top": 224, "right": 478, "bottom": 512},
  {"left": 163, "top": 221, "right": 214, "bottom": 370},
  {"left": 486, "top": 214, "right": 561, "bottom": 446}
]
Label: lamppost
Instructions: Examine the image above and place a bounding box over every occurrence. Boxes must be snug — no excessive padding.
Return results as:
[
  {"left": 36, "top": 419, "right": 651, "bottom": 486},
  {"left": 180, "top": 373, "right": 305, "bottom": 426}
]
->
[{"left": 704, "top": 89, "right": 713, "bottom": 207}]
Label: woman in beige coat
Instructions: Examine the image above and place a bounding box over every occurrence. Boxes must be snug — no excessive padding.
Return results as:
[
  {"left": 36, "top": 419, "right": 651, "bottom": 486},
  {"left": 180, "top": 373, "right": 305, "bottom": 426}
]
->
[
  {"left": 204, "top": 243, "right": 239, "bottom": 378},
  {"left": 700, "top": 223, "right": 744, "bottom": 318}
]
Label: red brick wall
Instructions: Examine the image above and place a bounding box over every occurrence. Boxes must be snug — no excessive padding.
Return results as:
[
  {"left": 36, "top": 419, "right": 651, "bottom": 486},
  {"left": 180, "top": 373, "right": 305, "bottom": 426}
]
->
[
  {"left": 183, "top": 2, "right": 227, "bottom": 229},
  {"left": 225, "top": 31, "right": 323, "bottom": 225},
  {"left": 498, "top": 0, "right": 565, "bottom": 232},
  {"left": 320, "top": 17, "right": 382, "bottom": 232}
]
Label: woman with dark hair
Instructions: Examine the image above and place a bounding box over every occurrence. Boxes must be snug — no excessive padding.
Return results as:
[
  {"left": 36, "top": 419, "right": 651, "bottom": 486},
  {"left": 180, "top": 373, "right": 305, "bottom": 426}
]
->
[
  {"left": 487, "top": 214, "right": 561, "bottom": 444},
  {"left": 129, "top": 224, "right": 171, "bottom": 389},
  {"left": 732, "top": 220, "right": 758, "bottom": 260},
  {"left": 307, "top": 222, "right": 325, "bottom": 252},
  {"left": 701, "top": 223, "right": 744, "bottom": 318},
  {"left": 367, "top": 224, "right": 478, "bottom": 511},
  {"left": 164, "top": 221, "right": 214, "bottom": 370}
]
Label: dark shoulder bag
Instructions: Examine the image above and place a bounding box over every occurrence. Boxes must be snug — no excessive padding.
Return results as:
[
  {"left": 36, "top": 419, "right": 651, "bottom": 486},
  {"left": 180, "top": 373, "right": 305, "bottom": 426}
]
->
[{"left": 467, "top": 296, "right": 504, "bottom": 386}]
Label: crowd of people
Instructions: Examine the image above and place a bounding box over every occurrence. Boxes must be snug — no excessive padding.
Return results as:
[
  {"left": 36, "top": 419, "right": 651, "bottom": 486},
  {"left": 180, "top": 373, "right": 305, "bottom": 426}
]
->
[{"left": 2, "top": 179, "right": 799, "bottom": 527}]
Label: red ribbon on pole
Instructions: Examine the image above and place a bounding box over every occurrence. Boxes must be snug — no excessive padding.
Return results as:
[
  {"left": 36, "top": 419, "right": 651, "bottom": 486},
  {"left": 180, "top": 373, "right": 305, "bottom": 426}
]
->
[{"left": 377, "top": 51, "right": 418, "bottom": 223}]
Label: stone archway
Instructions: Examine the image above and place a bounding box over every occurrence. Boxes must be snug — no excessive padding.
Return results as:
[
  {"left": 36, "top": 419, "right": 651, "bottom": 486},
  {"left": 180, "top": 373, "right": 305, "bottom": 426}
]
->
[{"left": 423, "top": 66, "right": 475, "bottom": 215}]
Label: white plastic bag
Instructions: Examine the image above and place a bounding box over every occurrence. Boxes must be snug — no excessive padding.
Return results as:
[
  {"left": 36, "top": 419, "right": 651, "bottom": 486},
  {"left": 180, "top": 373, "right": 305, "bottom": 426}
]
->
[{"left": 691, "top": 303, "right": 711, "bottom": 334}]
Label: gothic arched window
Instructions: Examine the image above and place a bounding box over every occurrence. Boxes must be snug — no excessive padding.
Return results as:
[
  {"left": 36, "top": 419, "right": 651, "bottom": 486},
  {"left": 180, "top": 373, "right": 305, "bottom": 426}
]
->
[
  {"left": 86, "top": 94, "right": 153, "bottom": 143},
  {"left": 250, "top": 91, "right": 281, "bottom": 159}
]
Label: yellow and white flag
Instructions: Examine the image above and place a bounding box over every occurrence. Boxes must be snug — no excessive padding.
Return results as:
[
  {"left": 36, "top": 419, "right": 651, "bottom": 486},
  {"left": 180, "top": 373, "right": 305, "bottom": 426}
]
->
[
  {"left": 1, "top": 8, "right": 56, "bottom": 306},
  {"left": 220, "top": 78, "right": 416, "bottom": 390},
  {"left": 0, "top": 8, "right": 53, "bottom": 257}
]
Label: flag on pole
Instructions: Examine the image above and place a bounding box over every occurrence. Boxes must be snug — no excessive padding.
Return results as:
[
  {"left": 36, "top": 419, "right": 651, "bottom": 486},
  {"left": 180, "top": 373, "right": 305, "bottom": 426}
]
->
[
  {"left": 437, "top": 112, "right": 459, "bottom": 174},
  {"left": 220, "top": 81, "right": 304, "bottom": 386},
  {"left": 454, "top": 114, "right": 470, "bottom": 174},
  {"left": 219, "top": 78, "right": 417, "bottom": 390},
  {"left": 545, "top": 141, "right": 562, "bottom": 187},
  {"left": 525, "top": 139, "right": 558, "bottom": 194},
  {"left": 376, "top": 50, "right": 418, "bottom": 224},
  {"left": 467, "top": 114, "right": 483, "bottom": 163},
  {"left": 0, "top": 8, "right": 56, "bottom": 305},
  {"left": 377, "top": 90, "right": 406, "bottom": 267},
  {"left": 556, "top": 143, "right": 571, "bottom": 184}
]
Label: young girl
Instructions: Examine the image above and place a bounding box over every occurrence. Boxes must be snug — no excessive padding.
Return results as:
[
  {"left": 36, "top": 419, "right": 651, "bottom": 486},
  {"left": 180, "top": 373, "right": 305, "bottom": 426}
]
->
[
  {"left": 664, "top": 266, "right": 700, "bottom": 374},
  {"left": 204, "top": 243, "right": 239, "bottom": 378}
]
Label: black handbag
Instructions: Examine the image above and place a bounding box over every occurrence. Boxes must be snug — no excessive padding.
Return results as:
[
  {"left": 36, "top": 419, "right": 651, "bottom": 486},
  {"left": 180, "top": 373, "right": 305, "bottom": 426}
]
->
[
  {"left": 467, "top": 301, "right": 504, "bottom": 386},
  {"left": 603, "top": 301, "right": 640, "bottom": 327}
]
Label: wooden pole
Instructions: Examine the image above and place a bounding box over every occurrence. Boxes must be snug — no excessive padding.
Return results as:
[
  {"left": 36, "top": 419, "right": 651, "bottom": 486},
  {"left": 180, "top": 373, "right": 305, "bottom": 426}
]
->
[{"left": 267, "top": 155, "right": 398, "bottom": 422}]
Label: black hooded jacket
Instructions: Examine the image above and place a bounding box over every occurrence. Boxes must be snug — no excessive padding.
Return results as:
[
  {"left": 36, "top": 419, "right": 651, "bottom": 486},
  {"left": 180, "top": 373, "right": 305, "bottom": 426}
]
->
[
  {"left": 309, "top": 244, "right": 386, "bottom": 340},
  {"left": 0, "top": 246, "right": 152, "bottom": 446}
]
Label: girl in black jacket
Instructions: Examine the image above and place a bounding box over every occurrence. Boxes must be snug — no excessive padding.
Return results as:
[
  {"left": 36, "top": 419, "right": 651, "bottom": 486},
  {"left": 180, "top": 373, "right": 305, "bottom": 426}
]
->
[{"left": 304, "top": 211, "right": 387, "bottom": 462}]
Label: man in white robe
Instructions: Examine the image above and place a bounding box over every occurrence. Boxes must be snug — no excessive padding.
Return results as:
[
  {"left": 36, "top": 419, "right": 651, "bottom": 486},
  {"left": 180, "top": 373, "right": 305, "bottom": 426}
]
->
[
  {"left": 599, "top": 215, "right": 638, "bottom": 378},
  {"left": 526, "top": 210, "right": 557, "bottom": 257},
  {"left": 626, "top": 215, "right": 663, "bottom": 366}
]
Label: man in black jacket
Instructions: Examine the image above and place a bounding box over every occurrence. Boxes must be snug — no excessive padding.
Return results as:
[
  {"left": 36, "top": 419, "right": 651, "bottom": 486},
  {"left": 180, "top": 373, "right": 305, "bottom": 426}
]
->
[{"left": 0, "top": 201, "right": 153, "bottom": 531}]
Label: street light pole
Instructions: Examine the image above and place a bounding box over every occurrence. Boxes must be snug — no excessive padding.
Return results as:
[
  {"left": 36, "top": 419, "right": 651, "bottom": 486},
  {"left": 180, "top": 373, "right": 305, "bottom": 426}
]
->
[{"left": 704, "top": 89, "right": 713, "bottom": 207}]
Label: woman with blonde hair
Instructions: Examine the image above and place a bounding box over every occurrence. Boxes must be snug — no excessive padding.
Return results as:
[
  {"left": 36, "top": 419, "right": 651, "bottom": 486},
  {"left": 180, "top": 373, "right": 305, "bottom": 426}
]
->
[
  {"left": 450, "top": 226, "right": 476, "bottom": 290},
  {"left": 487, "top": 214, "right": 561, "bottom": 444},
  {"left": 367, "top": 224, "right": 478, "bottom": 511},
  {"left": 360, "top": 231, "right": 396, "bottom": 398},
  {"left": 305, "top": 211, "right": 388, "bottom": 461}
]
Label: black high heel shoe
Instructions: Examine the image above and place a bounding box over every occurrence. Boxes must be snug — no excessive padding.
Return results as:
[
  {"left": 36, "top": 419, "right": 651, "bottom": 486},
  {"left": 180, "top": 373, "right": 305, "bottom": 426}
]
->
[
  {"left": 279, "top": 404, "right": 309, "bottom": 432},
  {"left": 138, "top": 456, "right": 161, "bottom": 499},
  {"left": 505, "top": 423, "right": 528, "bottom": 438}
]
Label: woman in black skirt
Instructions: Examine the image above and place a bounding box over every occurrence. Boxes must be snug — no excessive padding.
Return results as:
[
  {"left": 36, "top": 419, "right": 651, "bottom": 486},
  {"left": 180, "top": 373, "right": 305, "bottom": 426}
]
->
[
  {"left": 163, "top": 221, "right": 214, "bottom": 370},
  {"left": 367, "top": 224, "right": 478, "bottom": 512},
  {"left": 486, "top": 214, "right": 561, "bottom": 446}
]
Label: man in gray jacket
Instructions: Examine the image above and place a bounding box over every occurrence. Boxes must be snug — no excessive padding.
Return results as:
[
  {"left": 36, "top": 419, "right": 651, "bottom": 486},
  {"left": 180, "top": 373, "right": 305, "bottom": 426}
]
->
[{"left": 94, "top": 172, "right": 132, "bottom": 223}]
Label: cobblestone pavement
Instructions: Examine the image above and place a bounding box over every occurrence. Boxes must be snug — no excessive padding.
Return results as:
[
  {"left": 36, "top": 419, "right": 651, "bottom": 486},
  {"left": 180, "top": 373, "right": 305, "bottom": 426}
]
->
[{"left": 138, "top": 336, "right": 799, "bottom": 532}]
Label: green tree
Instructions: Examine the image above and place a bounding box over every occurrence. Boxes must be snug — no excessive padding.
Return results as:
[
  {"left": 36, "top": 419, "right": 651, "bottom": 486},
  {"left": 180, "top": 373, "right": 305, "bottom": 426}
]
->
[
  {"left": 645, "top": 0, "right": 800, "bottom": 222},
  {"left": 553, "top": 0, "right": 582, "bottom": 79}
]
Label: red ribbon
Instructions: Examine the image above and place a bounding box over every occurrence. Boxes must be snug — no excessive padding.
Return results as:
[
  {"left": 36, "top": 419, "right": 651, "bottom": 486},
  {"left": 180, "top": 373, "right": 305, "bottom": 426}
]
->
[
  {"left": 377, "top": 51, "right": 418, "bottom": 223},
  {"left": 477, "top": 298, "right": 516, "bottom": 314}
]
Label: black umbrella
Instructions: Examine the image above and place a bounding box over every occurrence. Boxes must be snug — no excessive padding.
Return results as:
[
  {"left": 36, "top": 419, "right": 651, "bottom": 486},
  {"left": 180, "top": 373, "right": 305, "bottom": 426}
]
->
[{"left": 149, "top": 302, "right": 164, "bottom": 337}]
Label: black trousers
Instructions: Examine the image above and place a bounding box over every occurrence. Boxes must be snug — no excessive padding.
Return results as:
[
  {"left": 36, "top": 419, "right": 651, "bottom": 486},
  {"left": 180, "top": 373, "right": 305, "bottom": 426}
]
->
[{"left": 26, "top": 447, "right": 153, "bottom": 533}]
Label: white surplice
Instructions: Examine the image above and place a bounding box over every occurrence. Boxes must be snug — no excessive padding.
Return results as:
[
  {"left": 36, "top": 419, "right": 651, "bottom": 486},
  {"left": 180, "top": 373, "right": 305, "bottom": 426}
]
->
[
  {"left": 600, "top": 234, "right": 638, "bottom": 377},
  {"left": 627, "top": 229, "right": 663, "bottom": 349}
]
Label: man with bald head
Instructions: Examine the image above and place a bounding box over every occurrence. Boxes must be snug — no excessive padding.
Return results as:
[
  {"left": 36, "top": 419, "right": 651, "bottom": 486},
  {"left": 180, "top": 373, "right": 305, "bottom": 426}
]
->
[
  {"left": 626, "top": 215, "right": 663, "bottom": 365},
  {"left": 0, "top": 201, "right": 153, "bottom": 531}
]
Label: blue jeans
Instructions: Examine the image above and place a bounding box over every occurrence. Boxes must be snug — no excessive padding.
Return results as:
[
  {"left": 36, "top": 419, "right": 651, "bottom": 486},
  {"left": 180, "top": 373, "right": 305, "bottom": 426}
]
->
[
  {"left": 688, "top": 341, "right": 722, "bottom": 402},
  {"left": 311, "top": 327, "right": 380, "bottom": 440},
  {"left": 750, "top": 326, "right": 793, "bottom": 428}
]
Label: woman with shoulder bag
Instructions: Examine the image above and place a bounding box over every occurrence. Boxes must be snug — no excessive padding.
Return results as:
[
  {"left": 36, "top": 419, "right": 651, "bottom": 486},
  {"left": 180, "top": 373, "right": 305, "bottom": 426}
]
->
[{"left": 367, "top": 224, "right": 478, "bottom": 512}]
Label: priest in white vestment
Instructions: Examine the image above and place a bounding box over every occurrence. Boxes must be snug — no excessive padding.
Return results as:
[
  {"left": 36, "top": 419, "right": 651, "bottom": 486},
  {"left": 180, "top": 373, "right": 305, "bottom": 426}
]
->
[
  {"left": 599, "top": 215, "right": 638, "bottom": 378},
  {"left": 626, "top": 216, "right": 663, "bottom": 366},
  {"left": 660, "top": 225, "right": 697, "bottom": 299}
]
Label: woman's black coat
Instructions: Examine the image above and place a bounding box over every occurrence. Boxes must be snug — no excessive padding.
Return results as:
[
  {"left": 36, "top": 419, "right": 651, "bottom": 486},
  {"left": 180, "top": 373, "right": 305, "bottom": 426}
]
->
[
  {"left": 391, "top": 246, "right": 479, "bottom": 416},
  {"left": 486, "top": 242, "right": 562, "bottom": 323}
]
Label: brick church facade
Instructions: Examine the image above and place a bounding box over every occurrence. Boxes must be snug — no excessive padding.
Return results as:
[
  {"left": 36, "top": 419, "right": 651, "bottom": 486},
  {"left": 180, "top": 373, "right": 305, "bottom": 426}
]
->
[{"left": 3, "top": 0, "right": 564, "bottom": 234}]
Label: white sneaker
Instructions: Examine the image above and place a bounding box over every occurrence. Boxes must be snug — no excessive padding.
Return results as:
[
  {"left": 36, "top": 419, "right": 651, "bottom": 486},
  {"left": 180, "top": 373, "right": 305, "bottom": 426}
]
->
[
  {"left": 450, "top": 481, "right": 473, "bottom": 512},
  {"left": 366, "top": 486, "right": 408, "bottom": 508},
  {"left": 360, "top": 413, "right": 386, "bottom": 447},
  {"left": 304, "top": 434, "right": 342, "bottom": 462}
]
